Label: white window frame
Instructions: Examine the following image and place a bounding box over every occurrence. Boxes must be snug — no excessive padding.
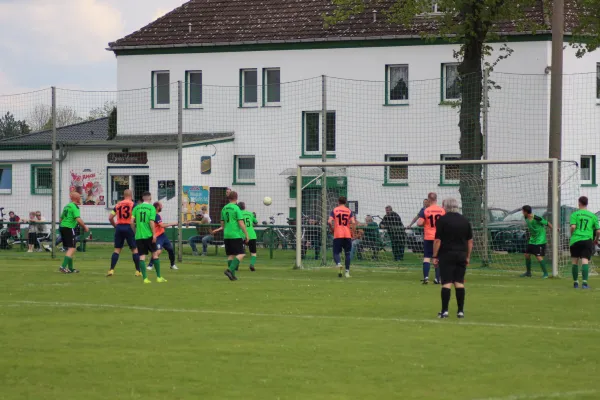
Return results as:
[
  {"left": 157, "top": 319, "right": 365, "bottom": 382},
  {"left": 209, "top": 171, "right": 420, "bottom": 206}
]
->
[
  {"left": 234, "top": 155, "right": 256, "bottom": 184},
  {"left": 385, "top": 154, "right": 409, "bottom": 184},
  {"left": 303, "top": 111, "right": 336, "bottom": 157},
  {"left": 153, "top": 70, "right": 170, "bottom": 109},
  {"left": 108, "top": 167, "right": 150, "bottom": 206},
  {"left": 442, "top": 63, "right": 461, "bottom": 101},
  {"left": 241, "top": 69, "right": 258, "bottom": 107},
  {"left": 263, "top": 68, "right": 281, "bottom": 106},
  {"left": 580, "top": 155, "right": 596, "bottom": 186},
  {"left": 386, "top": 65, "right": 409, "bottom": 104},
  {"left": 186, "top": 70, "right": 203, "bottom": 108},
  {"left": 0, "top": 164, "right": 12, "bottom": 195},
  {"left": 441, "top": 154, "right": 460, "bottom": 185}
]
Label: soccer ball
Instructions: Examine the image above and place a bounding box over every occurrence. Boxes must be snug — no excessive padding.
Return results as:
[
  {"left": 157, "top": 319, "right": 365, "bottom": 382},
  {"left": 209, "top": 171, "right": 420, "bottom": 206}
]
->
[{"left": 263, "top": 197, "right": 272, "bottom": 206}]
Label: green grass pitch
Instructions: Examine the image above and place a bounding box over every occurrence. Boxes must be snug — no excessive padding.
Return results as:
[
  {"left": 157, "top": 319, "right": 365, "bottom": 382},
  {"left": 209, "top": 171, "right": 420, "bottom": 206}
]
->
[{"left": 1, "top": 246, "right": 599, "bottom": 400}]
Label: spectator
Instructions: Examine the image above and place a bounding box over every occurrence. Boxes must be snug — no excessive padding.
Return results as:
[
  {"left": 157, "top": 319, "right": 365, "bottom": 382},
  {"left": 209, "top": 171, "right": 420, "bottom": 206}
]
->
[
  {"left": 34, "top": 211, "right": 50, "bottom": 251},
  {"left": 187, "top": 206, "right": 213, "bottom": 256},
  {"left": 380, "top": 205, "right": 406, "bottom": 261},
  {"left": 7, "top": 211, "right": 20, "bottom": 238},
  {"left": 350, "top": 218, "right": 365, "bottom": 261},
  {"left": 301, "top": 218, "right": 322, "bottom": 260},
  {"left": 27, "top": 212, "right": 37, "bottom": 252}
]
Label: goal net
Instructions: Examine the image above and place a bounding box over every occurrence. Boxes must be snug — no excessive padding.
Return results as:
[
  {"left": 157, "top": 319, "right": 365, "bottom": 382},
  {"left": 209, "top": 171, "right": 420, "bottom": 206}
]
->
[{"left": 294, "top": 160, "right": 580, "bottom": 276}]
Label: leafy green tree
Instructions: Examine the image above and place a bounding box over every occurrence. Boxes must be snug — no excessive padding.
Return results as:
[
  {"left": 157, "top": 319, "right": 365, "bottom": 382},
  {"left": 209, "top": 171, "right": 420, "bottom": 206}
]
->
[
  {"left": 0, "top": 112, "right": 31, "bottom": 139},
  {"left": 108, "top": 106, "right": 117, "bottom": 140},
  {"left": 88, "top": 101, "right": 117, "bottom": 120},
  {"left": 570, "top": 0, "right": 600, "bottom": 57}
]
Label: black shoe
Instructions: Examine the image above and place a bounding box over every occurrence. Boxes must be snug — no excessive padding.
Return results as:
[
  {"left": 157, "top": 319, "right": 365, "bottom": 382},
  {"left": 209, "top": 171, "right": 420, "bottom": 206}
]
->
[
  {"left": 437, "top": 311, "right": 449, "bottom": 319},
  {"left": 59, "top": 267, "right": 69, "bottom": 274},
  {"left": 224, "top": 269, "right": 237, "bottom": 281},
  {"left": 71, "top": 269, "right": 80, "bottom": 274},
  {"left": 457, "top": 311, "right": 465, "bottom": 319},
  {"left": 421, "top": 279, "right": 429, "bottom": 285},
  {"left": 249, "top": 265, "right": 256, "bottom": 272},
  {"left": 434, "top": 279, "right": 440, "bottom": 285}
]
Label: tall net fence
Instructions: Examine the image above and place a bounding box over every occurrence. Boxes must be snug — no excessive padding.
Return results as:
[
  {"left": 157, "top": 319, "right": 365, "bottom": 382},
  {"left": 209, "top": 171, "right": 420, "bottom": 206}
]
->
[
  {"left": 296, "top": 161, "right": 580, "bottom": 276},
  {"left": 0, "top": 71, "right": 596, "bottom": 271}
]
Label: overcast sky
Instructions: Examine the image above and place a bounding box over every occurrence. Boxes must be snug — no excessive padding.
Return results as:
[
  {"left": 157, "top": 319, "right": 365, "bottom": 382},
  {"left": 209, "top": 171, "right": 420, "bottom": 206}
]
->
[{"left": 0, "top": 0, "right": 188, "bottom": 94}]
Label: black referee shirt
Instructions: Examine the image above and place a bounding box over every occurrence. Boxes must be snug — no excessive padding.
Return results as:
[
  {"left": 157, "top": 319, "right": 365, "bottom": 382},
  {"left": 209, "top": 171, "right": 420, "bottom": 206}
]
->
[{"left": 435, "top": 212, "right": 473, "bottom": 255}]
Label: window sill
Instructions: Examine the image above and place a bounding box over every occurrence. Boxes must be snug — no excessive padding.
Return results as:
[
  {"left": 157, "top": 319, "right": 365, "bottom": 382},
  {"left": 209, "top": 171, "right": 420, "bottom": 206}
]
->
[
  {"left": 438, "top": 183, "right": 459, "bottom": 187},
  {"left": 581, "top": 184, "right": 598, "bottom": 187},
  {"left": 151, "top": 107, "right": 171, "bottom": 110},
  {"left": 232, "top": 182, "right": 256, "bottom": 186},
  {"left": 31, "top": 192, "right": 52, "bottom": 196},
  {"left": 0, "top": 192, "right": 12, "bottom": 195},
  {"left": 383, "top": 183, "right": 408, "bottom": 187},
  {"left": 300, "top": 154, "right": 336, "bottom": 159},
  {"left": 383, "top": 103, "right": 409, "bottom": 107},
  {"left": 185, "top": 106, "right": 203, "bottom": 110},
  {"left": 239, "top": 105, "right": 258, "bottom": 109},
  {"left": 263, "top": 104, "right": 282, "bottom": 108},
  {"left": 439, "top": 101, "right": 461, "bottom": 106}
]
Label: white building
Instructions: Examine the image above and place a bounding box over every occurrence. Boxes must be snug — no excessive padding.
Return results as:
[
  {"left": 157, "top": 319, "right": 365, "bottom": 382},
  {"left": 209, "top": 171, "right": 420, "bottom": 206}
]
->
[{"left": 1, "top": 0, "right": 599, "bottom": 229}]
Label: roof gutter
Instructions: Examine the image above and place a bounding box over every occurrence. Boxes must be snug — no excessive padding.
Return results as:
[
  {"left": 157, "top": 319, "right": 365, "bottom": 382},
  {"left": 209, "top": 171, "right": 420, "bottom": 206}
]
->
[{"left": 107, "top": 31, "right": 556, "bottom": 51}]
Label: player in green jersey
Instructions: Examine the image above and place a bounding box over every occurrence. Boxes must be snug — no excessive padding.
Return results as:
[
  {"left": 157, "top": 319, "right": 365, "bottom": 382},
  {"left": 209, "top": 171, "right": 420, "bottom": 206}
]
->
[
  {"left": 239, "top": 202, "right": 258, "bottom": 271},
  {"left": 569, "top": 196, "right": 599, "bottom": 289},
  {"left": 213, "top": 191, "right": 249, "bottom": 281},
  {"left": 59, "top": 192, "right": 89, "bottom": 274},
  {"left": 520, "top": 205, "right": 552, "bottom": 278},
  {"left": 131, "top": 191, "right": 166, "bottom": 284}
]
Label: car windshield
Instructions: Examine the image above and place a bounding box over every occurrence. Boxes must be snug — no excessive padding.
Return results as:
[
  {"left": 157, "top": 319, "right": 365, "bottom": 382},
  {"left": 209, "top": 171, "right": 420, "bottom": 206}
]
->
[
  {"left": 503, "top": 208, "right": 546, "bottom": 222},
  {"left": 490, "top": 210, "right": 507, "bottom": 222}
]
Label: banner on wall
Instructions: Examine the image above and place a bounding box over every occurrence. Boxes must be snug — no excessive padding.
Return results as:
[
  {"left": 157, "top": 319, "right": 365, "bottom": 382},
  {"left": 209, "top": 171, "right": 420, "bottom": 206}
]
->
[
  {"left": 182, "top": 185, "right": 209, "bottom": 221},
  {"left": 70, "top": 169, "right": 106, "bottom": 206}
]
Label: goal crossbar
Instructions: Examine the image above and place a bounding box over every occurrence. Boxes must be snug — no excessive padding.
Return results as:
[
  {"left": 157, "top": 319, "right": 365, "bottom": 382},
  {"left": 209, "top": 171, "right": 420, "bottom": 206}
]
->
[{"left": 295, "top": 159, "right": 561, "bottom": 277}]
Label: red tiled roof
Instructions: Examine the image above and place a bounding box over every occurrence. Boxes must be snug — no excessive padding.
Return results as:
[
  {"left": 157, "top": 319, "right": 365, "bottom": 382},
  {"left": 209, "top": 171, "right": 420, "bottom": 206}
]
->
[{"left": 108, "top": 0, "right": 555, "bottom": 50}]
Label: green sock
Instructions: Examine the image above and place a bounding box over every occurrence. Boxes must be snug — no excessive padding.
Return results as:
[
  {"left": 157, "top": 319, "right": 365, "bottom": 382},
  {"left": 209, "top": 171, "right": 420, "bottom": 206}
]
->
[
  {"left": 539, "top": 259, "right": 548, "bottom": 275},
  {"left": 572, "top": 264, "right": 579, "bottom": 282},
  {"left": 525, "top": 259, "right": 532, "bottom": 273},
  {"left": 61, "top": 256, "right": 70, "bottom": 268},
  {"left": 230, "top": 258, "right": 240, "bottom": 275},
  {"left": 582, "top": 264, "right": 589, "bottom": 283},
  {"left": 140, "top": 261, "right": 147, "bottom": 279},
  {"left": 227, "top": 260, "right": 232, "bottom": 268},
  {"left": 153, "top": 258, "right": 161, "bottom": 278},
  {"left": 68, "top": 257, "right": 74, "bottom": 271},
  {"left": 250, "top": 255, "right": 256, "bottom": 266}
]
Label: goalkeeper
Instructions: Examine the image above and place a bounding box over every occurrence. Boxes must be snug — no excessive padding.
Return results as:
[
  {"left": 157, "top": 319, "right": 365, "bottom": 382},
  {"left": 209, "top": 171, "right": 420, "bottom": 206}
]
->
[{"left": 520, "top": 205, "right": 551, "bottom": 279}]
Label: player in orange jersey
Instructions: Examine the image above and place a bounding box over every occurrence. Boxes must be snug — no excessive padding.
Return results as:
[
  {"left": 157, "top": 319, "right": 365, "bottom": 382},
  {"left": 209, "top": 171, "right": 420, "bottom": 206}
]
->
[
  {"left": 418, "top": 192, "right": 446, "bottom": 284},
  {"left": 107, "top": 189, "right": 140, "bottom": 277},
  {"left": 328, "top": 196, "right": 356, "bottom": 278}
]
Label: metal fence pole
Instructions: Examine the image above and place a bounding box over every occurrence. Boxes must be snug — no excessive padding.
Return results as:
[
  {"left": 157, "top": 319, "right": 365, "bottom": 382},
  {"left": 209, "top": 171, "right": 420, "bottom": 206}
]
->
[
  {"left": 320, "top": 75, "right": 328, "bottom": 266},
  {"left": 482, "top": 68, "right": 490, "bottom": 266},
  {"left": 51, "top": 87, "right": 57, "bottom": 259},
  {"left": 551, "top": 158, "right": 559, "bottom": 277},
  {"left": 177, "top": 81, "right": 183, "bottom": 262},
  {"left": 295, "top": 166, "right": 303, "bottom": 269}
]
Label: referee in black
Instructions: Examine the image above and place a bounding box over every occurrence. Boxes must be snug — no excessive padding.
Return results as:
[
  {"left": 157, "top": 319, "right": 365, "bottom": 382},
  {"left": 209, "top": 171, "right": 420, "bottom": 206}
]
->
[{"left": 432, "top": 198, "right": 473, "bottom": 319}]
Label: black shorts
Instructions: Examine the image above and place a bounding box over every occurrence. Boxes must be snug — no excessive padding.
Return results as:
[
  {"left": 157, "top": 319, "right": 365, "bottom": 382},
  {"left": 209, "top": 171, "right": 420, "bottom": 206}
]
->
[
  {"left": 333, "top": 238, "right": 352, "bottom": 254},
  {"left": 525, "top": 244, "right": 546, "bottom": 257},
  {"left": 439, "top": 251, "right": 468, "bottom": 284},
  {"left": 246, "top": 239, "right": 257, "bottom": 254},
  {"left": 28, "top": 232, "right": 38, "bottom": 245},
  {"left": 225, "top": 238, "right": 245, "bottom": 256},
  {"left": 137, "top": 238, "right": 157, "bottom": 256},
  {"left": 570, "top": 240, "right": 594, "bottom": 260},
  {"left": 59, "top": 227, "right": 76, "bottom": 249}
]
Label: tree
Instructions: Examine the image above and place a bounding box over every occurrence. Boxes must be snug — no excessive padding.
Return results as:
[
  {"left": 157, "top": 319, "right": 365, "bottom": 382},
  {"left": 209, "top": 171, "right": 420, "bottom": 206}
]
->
[
  {"left": 0, "top": 112, "right": 31, "bottom": 139},
  {"left": 28, "top": 104, "right": 83, "bottom": 131},
  {"left": 325, "top": 0, "right": 544, "bottom": 230},
  {"left": 88, "top": 101, "right": 117, "bottom": 120},
  {"left": 570, "top": 0, "right": 600, "bottom": 57},
  {"left": 108, "top": 106, "right": 117, "bottom": 140}
]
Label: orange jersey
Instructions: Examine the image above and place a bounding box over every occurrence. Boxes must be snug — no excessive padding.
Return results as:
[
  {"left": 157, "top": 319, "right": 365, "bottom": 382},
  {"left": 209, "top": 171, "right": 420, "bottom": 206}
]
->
[
  {"left": 329, "top": 206, "right": 355, "bottom": 239},
  {"left": 420, "top": 205, "right": 446, "bottom": 240},
  {"left": 113, "top": 199, "right": 134, "bottom": 225},
  {"left": 154, "top": 214, "right": 165, "bottom": 237}
]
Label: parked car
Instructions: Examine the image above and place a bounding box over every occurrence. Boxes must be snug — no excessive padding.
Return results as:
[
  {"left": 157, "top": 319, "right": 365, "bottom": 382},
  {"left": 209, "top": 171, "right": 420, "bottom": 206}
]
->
[{"left": 489, "top": 205, "right": 575, "bottom": 253}]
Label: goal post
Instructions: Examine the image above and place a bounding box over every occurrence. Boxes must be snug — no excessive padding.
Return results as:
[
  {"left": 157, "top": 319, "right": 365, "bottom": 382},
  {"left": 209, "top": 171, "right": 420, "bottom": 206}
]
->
[{"left": 295, "top": 159, "right": 579, "bottom": 277}]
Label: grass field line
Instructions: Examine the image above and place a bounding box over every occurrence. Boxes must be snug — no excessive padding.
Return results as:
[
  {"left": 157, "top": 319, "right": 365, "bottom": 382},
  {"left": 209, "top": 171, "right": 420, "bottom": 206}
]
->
[
  {"left": 473, "top": 389, "right": 598, "bottom": 400},
  {"left": 8, "top": 300, "right": 600, "bottom": 333}
]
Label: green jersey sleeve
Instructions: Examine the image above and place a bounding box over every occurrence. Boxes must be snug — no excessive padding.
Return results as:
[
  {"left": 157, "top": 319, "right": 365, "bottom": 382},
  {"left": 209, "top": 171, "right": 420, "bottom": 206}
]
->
[
  {"left": 73, "top": 205, "right": 81, "bottom": 219},
  {"left": 570, "top": 212, "right": 577, "bottom": 226}
]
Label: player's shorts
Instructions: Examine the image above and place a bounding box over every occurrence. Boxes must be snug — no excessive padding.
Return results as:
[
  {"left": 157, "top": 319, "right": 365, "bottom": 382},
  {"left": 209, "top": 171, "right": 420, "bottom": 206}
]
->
[
  {"left": 333, "top": 238, "right": 352, "bottom": 254},
  {"left": 114, "top": 224, "right": 136, "bottom": 249},
  {"left": 525, "top": 244, "right": 546, "bottom": 257},
  {"left": 137, "top": 238, "right": 157, "bottom": 256},
  {"left": 59, "top": 227, "right": 76, "bottom": 249},
  {"left": 224, "top": 238, "right": 245, "bottom": 256},
  {"left": 570, "top": 239, "right": 594, "bottom": 260},
  {"left": 439, "top": 251, "right": 468, "bottom": 284},
  {"left": 156, "top": 234, "right": 172, "bottom": 250},
  {"left": 246, "top": 239, "right": 257, "bottom": 254},
  {"left": 423, "top": 240, "right": 434, "bottom": 258}
]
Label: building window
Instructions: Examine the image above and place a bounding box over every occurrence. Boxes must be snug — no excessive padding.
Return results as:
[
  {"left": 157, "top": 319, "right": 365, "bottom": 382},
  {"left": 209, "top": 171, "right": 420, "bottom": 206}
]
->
[
  {"left": 108, "top": 170, "right": 150, "bottom": 205},
  {"left": 152, "top": 71, "right": 170, "bottom": 108},
  {"left": 442, "top": 63, "right": 460, "bottom": 101},
  {"left": 240, "top": 69, "right": 258, "bottom": 107},
  {"left": 186, "top": 70, "right": 202, "bottom": 107},
  {"left": 440, "top": 154, "right": 460, "bottom": 185},
  {"left": 31, "top": 165, "right": 52, "bottom": 195},
  {"left": 303, "top": 111, "right": 336, "bottom": 156},
  {"left": 596, "top": 63, "right": 600, "bottom": 101},
  {"left": 234, "top": 156, "right": 256, "bottom": 184},
  {"left": 263, "top": 68, "right": 281, "bottom": 106},
  {"left": 386, "top": 65, "right": 409, "bottom": 104},
  {"left": 0, "top": 165, "right": 12, "bottom": 194},
  {"left": 385, "top": 155, "right": 408, "bottom": 185},
  {"left": 581, "top": 155, "right": 596, "bottom": 186}
]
